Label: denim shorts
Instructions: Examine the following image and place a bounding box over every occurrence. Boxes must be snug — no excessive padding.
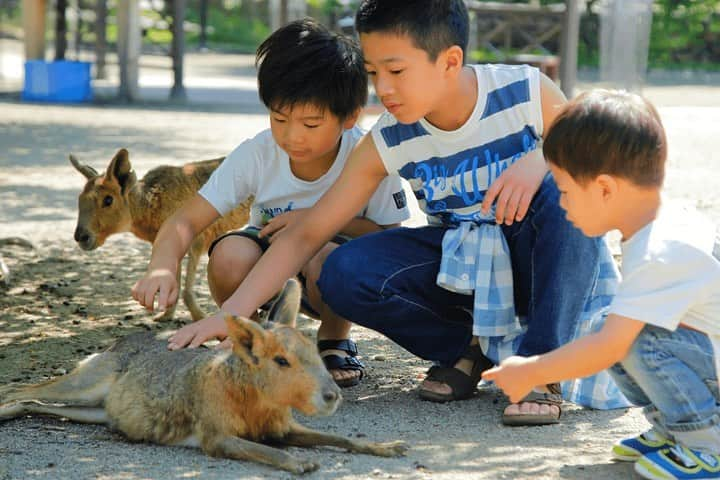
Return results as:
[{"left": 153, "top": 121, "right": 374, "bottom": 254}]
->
[
  {"left": 209, "top": 225, "right": 350, "bottom": 257},
  {"left": 208, "top": 225, "right": 350, "bottom": 318}
]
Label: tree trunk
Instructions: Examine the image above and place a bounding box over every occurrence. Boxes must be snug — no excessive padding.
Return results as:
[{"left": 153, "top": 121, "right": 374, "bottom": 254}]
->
[
  {"left": 199, "top": 0, "right": 208, "bottom": 49},
  {"left": 95, "top": 0, "right": 107, "bottom": 79},
  {"left": 55, "top": 0, "right": 68, "bottom": 60},
  {"left": 170, "top": 0, "right": 187, "bottom": 100},
  {"left": 280, "top": 0, "right": 288, "bottom": 26}
]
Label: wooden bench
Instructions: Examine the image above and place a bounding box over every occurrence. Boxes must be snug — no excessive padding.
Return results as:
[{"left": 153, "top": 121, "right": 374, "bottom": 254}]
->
[
  {"left": 466, "top": 1, "right": 565, "bottom": 82},
  {"left": 505, "top": 53, "right": 560, "bottom": 81}
]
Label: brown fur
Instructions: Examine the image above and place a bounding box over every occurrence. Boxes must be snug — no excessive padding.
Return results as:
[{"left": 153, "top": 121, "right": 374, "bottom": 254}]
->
[
  {"left": 0, "top": 280, "right": 408, "bottom": 474},
  {"left": 70, "top": 149, "right": 252, "bottom": 321}
]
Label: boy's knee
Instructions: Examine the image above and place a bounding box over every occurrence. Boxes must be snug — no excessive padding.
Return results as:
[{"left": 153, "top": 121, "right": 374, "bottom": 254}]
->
[
  {"left": 207, "top": 238, "right": 258, "bottom": 285},
  {"left": 317, "top": 243, "right": 369, "bottom": 302},
  {"left": 620, "top": 327, "right": 663, "bottom": 377},
  {"left": 317, "top": 247, "right": 348, "bottom": 293}
]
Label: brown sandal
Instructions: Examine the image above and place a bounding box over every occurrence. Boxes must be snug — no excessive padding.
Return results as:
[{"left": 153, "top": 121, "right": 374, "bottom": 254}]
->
[
  {"left": 502, "top": 383, "right": 563, "bottom": 426},
  {"left": 418, "top": 344, "right": 494, "bottom": 403}
]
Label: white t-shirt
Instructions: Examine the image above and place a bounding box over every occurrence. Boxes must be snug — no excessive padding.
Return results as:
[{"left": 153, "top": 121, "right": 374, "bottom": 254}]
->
[
  {"left": 199, "top": 126, "right": 410, "bottom": 229},
  {"left": 609, "top": 201, "right": 720, "bottom": 381}
]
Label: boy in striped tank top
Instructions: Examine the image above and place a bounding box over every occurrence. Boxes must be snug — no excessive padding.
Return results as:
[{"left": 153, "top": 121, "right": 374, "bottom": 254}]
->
[{"left": 207, "top": 0, "right": 624, "bottom": 425}]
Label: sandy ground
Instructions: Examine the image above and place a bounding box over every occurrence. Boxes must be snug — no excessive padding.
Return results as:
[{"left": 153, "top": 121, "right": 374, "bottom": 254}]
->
[{"left": 0, "top": 60, "right": 719, "bottom": 479}]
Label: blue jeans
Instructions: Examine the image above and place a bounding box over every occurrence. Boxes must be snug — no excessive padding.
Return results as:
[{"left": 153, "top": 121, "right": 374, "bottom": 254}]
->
[
  {"left": 317, "top": 174, "right": 605, "bottom": 366},
  {"left": 610, "top": 324, "right": 720, "bottom": 452}
]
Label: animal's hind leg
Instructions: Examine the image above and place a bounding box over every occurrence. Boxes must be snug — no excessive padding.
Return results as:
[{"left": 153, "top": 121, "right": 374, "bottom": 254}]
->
[
  {"left": 0, "top": 401, "right": 108, "bottom": 424},
  {"left": 183, "top": 239, "right": 206, "bottom": 321},
  {"left": 1, "top": 352, "right": 119, "bottom": 407}
]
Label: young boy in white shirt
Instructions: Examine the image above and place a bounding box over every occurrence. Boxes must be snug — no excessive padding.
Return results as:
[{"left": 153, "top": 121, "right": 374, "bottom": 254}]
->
[
  {"left": 132, "top": 19, "right": 410, "bottom": 387},
  {"left": 483, "top": 89, "right": 720, "bottom": 480}
]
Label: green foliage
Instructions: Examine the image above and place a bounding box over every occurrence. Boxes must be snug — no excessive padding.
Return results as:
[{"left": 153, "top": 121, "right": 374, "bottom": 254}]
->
[
  {"left": 183, "top": 6, "right": 270, "bottom": 52},
  {"left": 648, "top": 0, "right": 720, "bottom": 66}
]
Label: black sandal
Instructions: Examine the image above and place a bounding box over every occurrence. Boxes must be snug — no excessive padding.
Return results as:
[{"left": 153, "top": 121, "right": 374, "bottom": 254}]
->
[
  {"left": 317, "top": 339, "right": 365, "bottom": 388},
  {"left": 418, "top": 343, "right": 494, "bottom": 402}
]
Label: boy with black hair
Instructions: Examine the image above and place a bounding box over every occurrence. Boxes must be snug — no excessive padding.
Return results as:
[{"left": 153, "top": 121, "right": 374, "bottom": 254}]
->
[
  {"left": 132, "top": 18, "right": 410, "bottom": 388},
  {"left": 484, "top": 89, "right": 720, "bottom": 479},
  {"left": 137, "top": 1, "right": 626, "bottom": 424}
]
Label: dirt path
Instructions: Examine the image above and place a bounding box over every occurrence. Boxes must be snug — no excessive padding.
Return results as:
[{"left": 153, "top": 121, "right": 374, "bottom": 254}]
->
[{"left": 0, "top": 98, "right": 718, "bottom": 480}]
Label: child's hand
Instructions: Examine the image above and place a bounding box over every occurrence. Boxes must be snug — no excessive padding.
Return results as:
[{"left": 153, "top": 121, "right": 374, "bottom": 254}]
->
[
  {"left": 132, "top": 268, "right": 179, "bottom": 313},
  {"left": 481, "top": 149, "right": 547, "bottom": 225},
  {"left": 259, "top": 209, "right": 307, "bottom": 242},
  {"left": 167, "top": 311, "right": 229, "bottom": 350},
  {"left": 481, "top": 355, "right": 538, "bottom": 403}
]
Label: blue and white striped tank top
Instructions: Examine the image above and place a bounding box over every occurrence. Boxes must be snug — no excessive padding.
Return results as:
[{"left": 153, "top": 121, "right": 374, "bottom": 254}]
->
[{"left": 371, "top": 64, "right": 543, "bottom": 226}]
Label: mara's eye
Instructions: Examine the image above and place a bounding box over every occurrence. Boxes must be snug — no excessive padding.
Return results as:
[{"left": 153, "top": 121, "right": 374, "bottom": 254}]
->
[
  {"left": 274, "top": 356, "right": 290, "bottom": 367},
  {"left": 103, "top": 195, "right": 113, "bottom": 207}
]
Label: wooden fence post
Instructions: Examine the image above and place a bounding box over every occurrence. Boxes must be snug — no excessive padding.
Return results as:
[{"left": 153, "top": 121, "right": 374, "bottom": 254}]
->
[
  {"left": 117, "top": 0, "right": 140, "bottom": 101},
  {"left": 559, "top": 0, "right": 580, "bottom": 98},
  {"left": 21, "top": 0, "right": 46, "bottom": 60}
]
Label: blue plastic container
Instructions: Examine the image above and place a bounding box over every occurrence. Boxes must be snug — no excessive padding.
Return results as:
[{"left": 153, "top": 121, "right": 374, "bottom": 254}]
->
[{"left": 22, "top": 60, "right": 92, "bottom": 103}]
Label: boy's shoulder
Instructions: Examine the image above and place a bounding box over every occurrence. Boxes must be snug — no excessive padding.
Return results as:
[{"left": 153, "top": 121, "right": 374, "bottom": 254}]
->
[
  {"left": 472, "top": 63, "right": 540, "bottom": 91},
  {"left": 624, "top": 201, "right": 718, "bottom": 269}
]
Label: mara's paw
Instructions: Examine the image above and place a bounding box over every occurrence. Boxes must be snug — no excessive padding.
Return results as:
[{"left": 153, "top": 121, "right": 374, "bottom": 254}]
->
[
  {"left": 368, "top": 440, "right": 409, "bottom": 457},
  {"left": 281, "top": 458, "right": 319, "bottom": 474}
]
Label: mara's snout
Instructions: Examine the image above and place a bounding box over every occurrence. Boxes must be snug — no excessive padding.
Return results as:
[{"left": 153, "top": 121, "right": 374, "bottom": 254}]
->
[
  {"left": 315, "top": 378, "right": 342, "bottom": 417},
  {"left": 73, "top": 226, "right": 98, "bottom": 250}
]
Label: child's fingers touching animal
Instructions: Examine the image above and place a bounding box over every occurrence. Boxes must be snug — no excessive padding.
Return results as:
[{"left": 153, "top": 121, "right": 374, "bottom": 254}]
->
[{"left": 167, "top": 311, "right": 228, "bottom": 350}]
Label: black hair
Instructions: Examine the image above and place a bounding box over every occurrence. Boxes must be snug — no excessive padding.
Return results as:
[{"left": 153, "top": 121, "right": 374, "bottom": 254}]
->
[
  {"left": 256, "top": 18, "right": 367, "bottom": 120},
  {"left": 544, "top": 90, "right": 667, "bottom": 187},
  {"left": 355, "top": 0, "right": 469, "bottom": 61}
]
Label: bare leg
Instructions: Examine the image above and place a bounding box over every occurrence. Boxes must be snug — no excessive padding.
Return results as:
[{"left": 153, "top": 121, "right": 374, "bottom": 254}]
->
[
  {"left": 280, "top": 422, "right": 408, "bottom": 457},
  {"left": 207, "top": 236, "right": 262, "bottom": 306},
  {"left": 209, "top": 435, "right": 318, "bottom": 474},
  {"left": 303, "top": 243, "right": 359, "bottom": 385}
]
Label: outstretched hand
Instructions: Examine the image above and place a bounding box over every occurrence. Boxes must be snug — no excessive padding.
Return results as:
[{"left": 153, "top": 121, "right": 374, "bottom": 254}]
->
[
  {"left": 167, "top": 311, "right": 228, "bottom": 350},
  {"left": 132, "top": 268, "right": 178, "bottom": 313},
  {"left": 481, "top": 355, "right": 539, "bottom": 403},
  {"left": 481, "top": 149, "right": 547, "bottom": 225},
  {"left": 259, "top": 209, "right": 307, "bottom": 243}
]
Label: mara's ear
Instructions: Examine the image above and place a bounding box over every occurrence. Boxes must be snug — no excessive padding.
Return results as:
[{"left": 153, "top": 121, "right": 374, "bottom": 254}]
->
[
  {"left": 226, "top": 314, "right": 268, "bottom": 365},
  {"left": 69, "top": 154, "right": 99, "bottom": 179},
  {"left": 266, "top": 278, "right": 301, "bottom": 327},
  {"left": 105, "top": 149, "right": 137, "bottom": 194}
]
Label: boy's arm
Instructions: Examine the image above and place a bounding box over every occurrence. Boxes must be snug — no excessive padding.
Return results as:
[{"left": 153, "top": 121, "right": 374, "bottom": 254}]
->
[
  {"left": 222, "top": 135, "right": 387, "bottom": 315},
  {"left": 260, "top": 211, "right": 396, "bottom": 241},
  {"left": 482, "top": 314, "right": 646, "bottom": 402},
  {"left": 132, "top": 193, "right": 220, "bottom": 312},
  {"left": 481, "top": 73, "right": 566, "bottom": 225}
]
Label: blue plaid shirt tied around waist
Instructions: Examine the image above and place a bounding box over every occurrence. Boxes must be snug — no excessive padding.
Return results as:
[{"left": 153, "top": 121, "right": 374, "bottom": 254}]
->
[
  {"left": 437, "top": 223, "right": 632, "bottom": 410},
  {"left": 437, "top": 221, "right": 519, "bottom": 337}
]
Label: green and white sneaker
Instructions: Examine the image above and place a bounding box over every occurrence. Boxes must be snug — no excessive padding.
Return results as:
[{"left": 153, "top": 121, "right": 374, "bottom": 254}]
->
[
  {"left": 612, "top": 429, "right": 674, "bottom": 462},
  {"left": 635, "top": 444, "right": 720, "bottom": 479}
]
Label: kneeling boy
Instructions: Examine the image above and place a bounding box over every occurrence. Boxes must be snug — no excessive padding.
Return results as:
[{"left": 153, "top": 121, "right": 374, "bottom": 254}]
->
[{"left": 483, "top": 90, "right": 720, "bottom": 480}]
